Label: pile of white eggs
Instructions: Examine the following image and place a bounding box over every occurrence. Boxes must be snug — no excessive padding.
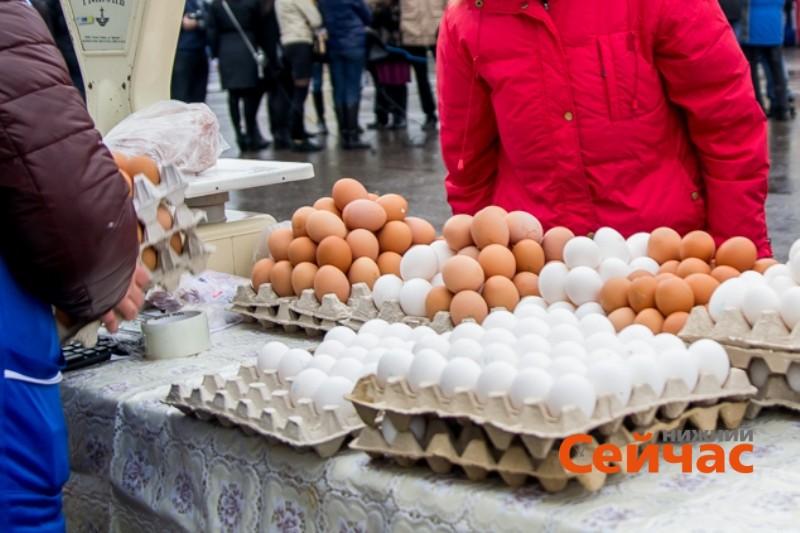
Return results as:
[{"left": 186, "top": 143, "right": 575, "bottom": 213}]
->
[
  {"left": 540, "top": 227, "right": 655, "bottom": 308},
  {"left": 709, "top": 243, "right": 800, "bottom": 328}
]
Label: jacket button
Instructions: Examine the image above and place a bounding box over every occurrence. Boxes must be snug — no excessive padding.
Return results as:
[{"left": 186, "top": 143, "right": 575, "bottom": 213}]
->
[
  {"left": 691, "top": 191, "right": 700, "bottom": 200},
  {"left": 564, "top": 111, "right": 574, "bottom": 121}
]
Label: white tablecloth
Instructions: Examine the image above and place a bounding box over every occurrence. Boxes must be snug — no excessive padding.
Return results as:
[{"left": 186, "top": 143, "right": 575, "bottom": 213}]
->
[{"left": 62, "top": 322, "right": 800, "bottom": 533}]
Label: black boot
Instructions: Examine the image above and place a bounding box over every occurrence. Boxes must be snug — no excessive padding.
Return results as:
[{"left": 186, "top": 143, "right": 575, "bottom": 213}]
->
[
  {"left": 235, "top": 130, "right": 250, "bottom": 152},
  {"left": 249, "top": 130, "right": 271, "bottom": 151},
  {"left": 313, "top": 91, "right": 328, "bottom": 135},
  {"left": 422, "top": 114, "right": 438, "bottom": 131},
  {"left": 292, "top": 138, "right": 323, "bottom": 152},
  {"left": 272, "top": 130, "right": 292, "bottom": 150},
  {"left": 389, "top": 115, "right": 407, "bottom": 130},
  {"left": 343, "top": 105, "right": 370, "bottom": 150}
]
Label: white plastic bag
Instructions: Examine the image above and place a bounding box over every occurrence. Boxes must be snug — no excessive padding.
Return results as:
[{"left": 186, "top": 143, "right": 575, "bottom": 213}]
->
[{"left": 104, "top": 100, "right": 229, "bottom": 174}]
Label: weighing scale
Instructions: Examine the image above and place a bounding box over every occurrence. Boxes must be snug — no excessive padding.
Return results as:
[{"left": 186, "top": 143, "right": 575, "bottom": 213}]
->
[{"left": 59, "top": 0, "right": 314, "bottom": 277}]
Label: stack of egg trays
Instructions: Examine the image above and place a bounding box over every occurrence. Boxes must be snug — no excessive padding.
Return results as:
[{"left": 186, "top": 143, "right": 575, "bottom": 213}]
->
[
  {"left": 680, "top": 306, "right": 800, "bottom": 416},
  {"left": 133, "top": 164, "right": 212, "bottom": 291},
  {"left": 346, "top": 370, "right": 754, "bottom": 492},
  {"left": 165, "top": 364, "right": 364, "bottom": 457},
  {"left": 229, "top": 282, "right": 454, "bottom": 336}
]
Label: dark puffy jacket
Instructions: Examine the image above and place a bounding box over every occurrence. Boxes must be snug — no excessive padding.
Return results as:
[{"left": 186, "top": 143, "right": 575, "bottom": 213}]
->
[
  {"left": 207, "top": 0, "right": 266, "bottom": 90},
  {"left": 0, "top": 0, "right": 138, "bottom": 321},
  {"left": 318, "top": 0, "right": 372, "bottom": 53}
]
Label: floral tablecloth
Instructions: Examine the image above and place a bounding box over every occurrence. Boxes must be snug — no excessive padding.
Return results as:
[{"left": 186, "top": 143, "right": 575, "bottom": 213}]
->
[{"left": 62, "top": 322, "right": 800, "bottom": 533}]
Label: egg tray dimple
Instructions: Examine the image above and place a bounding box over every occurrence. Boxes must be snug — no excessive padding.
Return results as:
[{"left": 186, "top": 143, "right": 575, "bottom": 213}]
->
[
  {"left": 350, "top": 399, "right": 749, "bottom": 492},
  {"left": 347, "top": 369, "right": 754, "bottom": 444},
  {"left": 165, "top": 364, "right": 365, "bottom": 457}
]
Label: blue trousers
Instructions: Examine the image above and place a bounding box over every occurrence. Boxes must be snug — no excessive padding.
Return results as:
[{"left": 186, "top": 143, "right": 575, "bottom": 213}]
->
[{"left": 329, "top": 49, "right": 365, "bottom": 107}]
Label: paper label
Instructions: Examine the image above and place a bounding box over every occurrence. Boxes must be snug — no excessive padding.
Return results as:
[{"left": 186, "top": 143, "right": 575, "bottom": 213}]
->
[{"left": 67, "top": 0, "right": 137, "bottom": 51}]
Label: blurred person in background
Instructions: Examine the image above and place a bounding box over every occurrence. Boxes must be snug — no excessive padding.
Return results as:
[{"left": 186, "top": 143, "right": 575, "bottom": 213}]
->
[
  {"left": 1, "top": 2, "right": 147, "bottom": 530},
  {"left": 318, "top": 0, "right": 372, "bottom": 149},
  {"left": 31, "top": 0, "right": 85, "bottom": 101},
  {"left": 368, "top": 0, "right": 410, "bottom": 130},
  {"left": 262, "top": 0, "right": 294, "bottom": 150},
  {"left": 171, "top": 0, "right": 210, "bottom": 103},
  {"left": 311, "top": 62, "right": 329, "bottom": 134},
  {"left": 276, "top": 0, "right": 325, "bottom": 151}
]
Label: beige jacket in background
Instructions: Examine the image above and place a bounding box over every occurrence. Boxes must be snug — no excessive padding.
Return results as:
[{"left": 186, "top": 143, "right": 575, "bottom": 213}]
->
[
  {"left": 275, "top": 0, "right": 322, "bottom": 45},
  {"left": 400, "top": 0, "right": 447, "bottom": 46}
]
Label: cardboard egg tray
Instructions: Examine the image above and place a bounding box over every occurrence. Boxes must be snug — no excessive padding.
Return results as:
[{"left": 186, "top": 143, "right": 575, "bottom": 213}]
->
[
  {"left": 680, "top": 307, "right": 800, "bottom": 415},
  {"left": 165, "top": 364, "right": 363, "bottom": 457},
  {"left": 350, "top": 400, "right": 749, "bottom": 492},
  {"left": 230, "top": 283, "right": 454, "bottom": 336}
]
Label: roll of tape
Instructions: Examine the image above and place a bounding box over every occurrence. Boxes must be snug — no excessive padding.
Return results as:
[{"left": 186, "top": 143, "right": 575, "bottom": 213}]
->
[{"left": 142, "top": 310, "right": 210, "bottom": 360}]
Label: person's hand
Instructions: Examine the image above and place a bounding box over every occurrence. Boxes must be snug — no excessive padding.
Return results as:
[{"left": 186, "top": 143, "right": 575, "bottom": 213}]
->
[
  {"left": 101, "top": 266, "right": 150, "bottom": 333},
  {"left": 182, "top": 15, "right": 199, "bottom": 31}
]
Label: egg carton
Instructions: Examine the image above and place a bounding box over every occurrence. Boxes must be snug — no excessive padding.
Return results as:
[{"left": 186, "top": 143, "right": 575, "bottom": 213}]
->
[
  {"left": 347, "top": 369, "right": 754, "bottom": 445},
  {"left": 165, "top": 364, "right": 364, "bottom": 457},
  {"left": 680, "top": 306, "right": 800, "bottom": 353},
  {"left": 350, "top": 400, "right": 749, "bottom": 492},
  {"left": 720, "top": 344, "right": 800, "bottom": 417}
]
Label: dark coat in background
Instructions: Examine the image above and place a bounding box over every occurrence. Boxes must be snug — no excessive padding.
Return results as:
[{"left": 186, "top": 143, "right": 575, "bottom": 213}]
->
[
  {"left": 31, "top": 0, "right": 85, "bottom": 100},
  {"left": 207, "top": 0, "right": 267, "bottom": 90},
  {"left": 318, "top": 0, "right": 372, "bottom": 53}
]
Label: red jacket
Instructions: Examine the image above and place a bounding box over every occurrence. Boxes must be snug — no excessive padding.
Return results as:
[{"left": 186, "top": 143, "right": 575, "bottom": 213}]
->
[{"left": 437, "top": 0, "right": 771, "bottom": 256}]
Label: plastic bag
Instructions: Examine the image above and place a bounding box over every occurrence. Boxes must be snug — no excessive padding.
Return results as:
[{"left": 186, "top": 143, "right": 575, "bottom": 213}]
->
[{"left": 104, "top": 100, "right": 229, "bottom": 174}]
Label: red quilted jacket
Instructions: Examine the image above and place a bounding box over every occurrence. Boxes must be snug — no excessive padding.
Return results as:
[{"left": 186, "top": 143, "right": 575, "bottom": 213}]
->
[{"left": 437, "top": 0, "right": 772, "bottom": 256}]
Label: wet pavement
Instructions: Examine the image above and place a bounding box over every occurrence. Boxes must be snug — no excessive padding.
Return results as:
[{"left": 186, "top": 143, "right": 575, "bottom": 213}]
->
[{"left": 210, "top": 49, "right": 800, "bottom": 260}]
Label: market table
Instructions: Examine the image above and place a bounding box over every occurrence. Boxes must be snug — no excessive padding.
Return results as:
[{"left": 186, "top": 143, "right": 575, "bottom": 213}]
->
[{"left": 62, "top": 309, "right": 800, "bottom": 532}]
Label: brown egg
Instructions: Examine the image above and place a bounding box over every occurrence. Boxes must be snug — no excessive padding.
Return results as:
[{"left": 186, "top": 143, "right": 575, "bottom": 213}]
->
[
  {"left": 710, "top": 265, "right": 740, "bottom": 283},
  {"left": 342, "top": 199, "right": 387, "bottom": 232},
  {"left": 367, "top": 192, "right": 379, "bottom": 201},
  {"left": 443, "top": 214, "right": 474, "bottom": 250},
  {"left": 332, "top": 178, "right": 368, "bottom": 210},
  {"left": 442, "top": 255, "right": 485, "bottom": 293},
  {"left": 677, "top": 258, "right": 712, "bottom": 278},
  {"left": 170, "top": 232, "right": 184, "bottom": 254},
  {"left": 542, "top": 227, "right": 575, "bottom": 262},
  {"left": 378, "top": 221, "right": 413, "bottom": 254},
  {"left": 251, "top": 258, "right": 275, "bottom": 289},
  {"left": 267, "top": 227, "right": 294, "bottom": 261},
  {"left": 663, "top": 311, "right": 689, "bottom": 335},
  {"left": 628, "top": 276, "right": 658, "bottom": 313},
  {"left": 655, "top": 272, "right": 679, "bottom": 282},
  {"left": 513, "top": 272, "right": 539, "bottom": 297},
  {"left": 377, "top": 252, "right": 402, "bottom": 276},
  {"left": 425, "top": 286, "right": 454, "bottom": 320},
  {"left": 685, "top": 273, "right": 719, "bottom": 305},
  {"left": 715, "top": 237, "right": 757, "bottom": 272},
  {"left": 655, "top": 278, "right": 695, "bottom": 316},
  {"left": 112, "top": 151, "right": 128, "bottom": 168},
  {"left": 376, "top": 194, "right": 409, "bottom": 221},
  {"left": 305, "top": 210, "right": 347, "bottom": 243},
  {"left": 269, "top": 260, "right": 294, "bottom": 297},
  {"left": 471, "top": 206, "right": 510, "bottom": 249},
  {"left": 314, "top": 265, "right": 351, "bottom": 302},
  {"left": 628, "top": 270, "right": 655, "bottom": 281},
  {"left": 600, "top": 278, "right": 632, "bottom": 313},
  {"left": 478, "top": 244, "right": 516, "bottom": 279},
  {"left": 125, "top": 155, "right": 160, "bottom": 184},
  {"left": 458, "top": 246, "right": 481, "bottom": 260},
  {"left": 483, "top": 276, "right": 520, "bottom": 311},
  {"left": 291, "top": 262, "right": 319, "bottom": 294},
  {"left": 506, "top": 211, "right": 543, "bottom": 244},
  {"left": 313, "top": 197, "right": 341, "bottom": 216},
  {"left": 287, "top": 237, "right": 317, "bottom": 266},
  {"left": 634, "top": 308, "right": 665, "bottom": 334},
  {"left": 513, "top": 240, "right": 545, "bottom": 274},
  {"left": 680, "top": 231, "right": 716, "bottom": 261},
  {"left": 316, "top": 236, "right": 353, "bottom": 272},
  {"left": 647, "top": 227, "right": 681, "bottom": 264},
  {"left": 120, "top": 170, "right": 133, "bottom": 197},
  {"left": 754, "top": 258, "right": 779, "bottom": 274},
  {"left": 658, "top": 260, "right": 679, "bottom": 275},
  {"left": 137, "top": 224, "right": 144, "bottom": 243},
  {"left": 291, "top": 206, "right": 315, "bottom": 237},
  {"left": 449, "top": 290, "right": 489, "bottom": 325},
  {"left": 405, "top": 217, "right": 437, "bottom": 245},
  {"left": 157, "top": 206, "right": 173, "bottom": 230},
  {"left": 347, "top": 229, "right": 380, "bottom": 260},
  {"left": 141, "top": 247, "right": 158, "bottom": 270},
  {"left": 348, "top": 257, "right": 381, "bottom": 289},
  {"left": 608, "top": 307, "right": 636, "bottom": 332}
]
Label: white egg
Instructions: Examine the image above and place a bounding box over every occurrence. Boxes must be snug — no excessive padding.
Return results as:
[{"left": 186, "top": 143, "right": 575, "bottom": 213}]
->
[
  {"left": 277, "top": 349, "right": 313, "bottom": 382},
  {"left": 380, "top": 338, "right": 407, "bottom": 351},
  {"left": 659, "top": 349, "right": 699, "bottom": 391},
  {"left": 764, "top": 264, "right": 791, "bottom": 283},
  {"left": 791, "top": 253, "right": 800, "bottom": 284},
  {"left": 439, "top": 357, "right": 482, "bottom": 397},
  {"left": 539, "top": 262, "right": 570, "bottom": 304},
  {"left": 594, "top": 227, "right": 631, "bottom": 262},
  {"left": 400, "top": 245, "right": 439, "bottom": 281},
  {"left": 358, "top": 319, "right": 389, "bottom": 337},
  {"left": 514, "top": 334, "right": 551, "bottom": 356},
  {"left": 474, "top": 361, "right": 518, "bottom": 403},
  {"left": 584, "top": 332, "right": 624, "bottom": 354},
  {"left": 742, "top": 285, "right": 781, "bottom": 325},
  {"left": 509, "top": 368, "right": 553, "bottom": 408},
  {"left": 650, "top": 333, "right": 686, "bottom": 354},
  {"left": 409, "top": 416, "right": 427, "bottom": 442},
  {"left": 579, "top": 314, "right": 615, "bottom": 338},
  {"left": 563, "top": 236, "right": 602, "bottom": 269},
  {"left": 790, "top": 239, "right": 800, "bottom": 261},
  {"left": 618, "top": 324, "right": 654, "bottom": 344},
  {"left": 431, "top": 273, "right": 445, "bottom": 288},
  {"left": 290, "top": 368, "right": 328, "bottom": 403},
  {"left": 627, "top": 353, "right": 666, "bottom": 397},
  {"left": 564, "top": 266, "right": 604, "bottom": 306},
  {"left": 575, "top": 302, "right": 605, "bottom": 319},
  {"left": 514, "top": 304, "right": 549, "bottom": 321},
  {"left": 430, "top": 240, "right": 456, "bottom": 270},
  {"left": 588, "top": 349, "right": 623, "bottom": 363},
  {"left": 329, "top": 357, "right": 365, "bottom": 383},
  {"left": 361, "top": 362, "right": 378, "bottom": 378},
  {"left": 414, "top": 334, "right": 451, "bottom": 355},
  {"left": 384, "top": 322, "right": 414, "bottom": 340},
  {"left": 708, "top": 278, "right": 747, "bottom": 322},
  {"left": 549, "top": 356, "right": 588, "bottom": 377},
  {"left": 626, "top": 232, "right": 651, "bottom": 260},
  {"left": 517, "top": 352, "right": 552, "bottom": 369},
  {"left": 787, "top": 363, "right": 800, "bottom": 393},
  {"left": 325, "top": 326, "right": 358, "bottom": 346},
  {"left": 518, "top": 296, "right": 548, "bottom": 309},
  {"left": 623, "top": 339, "right": 657, "bottom": 359},
  {"left": 770, "top": 276, "right": 798, "bottom": 294},
  {"left": 448, "top": 338, "right": 484, "bottom": 362},
  {"left": 546, "top": 373, "right": 597, "bottom": 418},
  {"left": 441, "top": 332, "right": 451, "bottom": 342},
  {"left": 376, "top": 349, "right": 414, "bottom": 385},
  {"left": 629, "top": 256, "right": 659, "bottom": 275},
  {"left": 588, "top": 359, "right": 633, "bottom": 406},
  {"left": 257, "top": 342, "right": 290, "bottom": 371},
  {"left": 312, "top": 376, "right": 355, "bottom": 412},
  {"left": 355, "top": 333, "right": 381, "bottom": 350},
  {"left": 599, "top": 257, "right": 632, "bottom": 282},
  {"left": 748, "top": 358, "right": 770, "bottom": 387},
  {"left": 481, "top": 328, "right": 518, "bottom": 346},
  {"left": 548, "top": 324, "right": 584, "bottom": 346},
  {"left": 780, "top": 287, "right": 800, "bottom": 329},
  {"left": 688, "top": 339, "right": 730, "bottom": 385},
  {"left": 411, "top": 325, "right": 438, "bottom": 343},
  {"left": 344, "top": 346, "right": 369, "bottom": 361},
  {"left": 362, "top": 347, "right": 388, "bottom": 365},
  {"left": 406, "top": 349, "right": 448, "bottom": 392},
  {"left": 482, "top": 343, "right": 519, "bottom": 366},
  {"left": 548, "top": 301, "right": 577, "bottom": 313},
  {"left": 305, "top": 354, "right": 337, "bottom": 373},
  {"left": 315, "top": 340, "right": 347, "bottom": 358},
  {"left": 372, "top": 274, "right": 404, "bottom": 308},
  {"left": 449, "top": 322, "right": 485, "bottom": 343},
  {"left": 546, "top": 308, "right": 580, "bottom": 327},
  {"left": 552, "top": 341, "right": 588, "bottom": 359},
  {"left": 399, "top": 279, "right": 433, "bottom": 317},
  {"left": 513, "top": 317, "right": 550, "bottom": 338},
  {"left": 482, "top": 310, "right": 519, "bottom": 331},
  {"left": 382, "top": 416, "right": 399, "bottom": 445}
]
